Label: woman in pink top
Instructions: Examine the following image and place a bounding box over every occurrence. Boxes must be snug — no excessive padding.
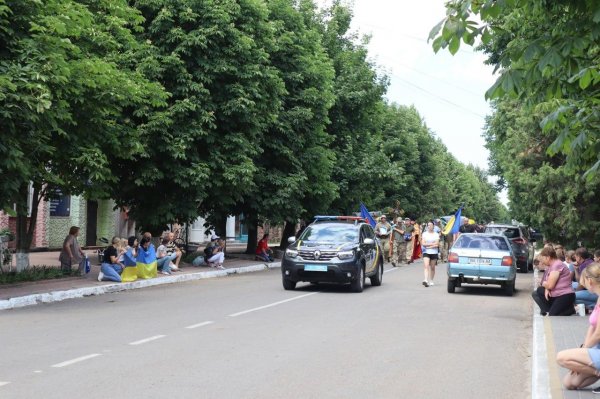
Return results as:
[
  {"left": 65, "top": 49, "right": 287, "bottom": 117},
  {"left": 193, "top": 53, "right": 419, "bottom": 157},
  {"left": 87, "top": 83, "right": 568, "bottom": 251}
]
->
[
  {"left": 557, "top": 262, "right": 600, "bottom": 390},
  {"left": 531, "top": 247, "right": 575, "bottom": 316}
]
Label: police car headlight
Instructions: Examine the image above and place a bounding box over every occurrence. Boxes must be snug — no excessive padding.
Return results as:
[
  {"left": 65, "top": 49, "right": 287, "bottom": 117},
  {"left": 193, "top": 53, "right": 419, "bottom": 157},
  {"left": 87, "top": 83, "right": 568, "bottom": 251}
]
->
[
  {"left": 337, "top": 250, "right": 354, "bottom": 260},
  {"left": 285, "top": 249, "right": 298, "bottom": 258}
]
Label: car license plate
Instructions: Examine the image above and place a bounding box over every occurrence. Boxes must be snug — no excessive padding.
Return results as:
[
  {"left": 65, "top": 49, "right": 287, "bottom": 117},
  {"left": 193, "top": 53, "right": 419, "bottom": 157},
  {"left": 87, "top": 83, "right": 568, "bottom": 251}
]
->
[
  {"left": 469, "top": 258, "right": 492, "bottom": 265},
  {"left": 304, "top": 264, "right": 328, "bottom": 272}
]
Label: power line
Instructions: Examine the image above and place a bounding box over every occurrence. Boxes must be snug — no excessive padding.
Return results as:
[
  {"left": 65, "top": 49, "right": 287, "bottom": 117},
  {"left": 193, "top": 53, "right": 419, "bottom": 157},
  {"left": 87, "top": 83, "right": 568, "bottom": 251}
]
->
[{"left": 390, "top": 74, "right": 487, "bottom": 119}]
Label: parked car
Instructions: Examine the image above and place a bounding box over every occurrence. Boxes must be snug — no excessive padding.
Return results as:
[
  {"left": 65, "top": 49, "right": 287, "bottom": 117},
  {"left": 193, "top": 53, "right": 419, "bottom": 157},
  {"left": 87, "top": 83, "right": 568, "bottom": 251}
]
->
[
  {"left": 281, "top": 216, "right": 384, "bottom": 293},
  {"left": 484, "top": 223, "right": 536, "bottom": 273},
  {"left": 447, "top": 233, "right": 517, "bottom": 296}
]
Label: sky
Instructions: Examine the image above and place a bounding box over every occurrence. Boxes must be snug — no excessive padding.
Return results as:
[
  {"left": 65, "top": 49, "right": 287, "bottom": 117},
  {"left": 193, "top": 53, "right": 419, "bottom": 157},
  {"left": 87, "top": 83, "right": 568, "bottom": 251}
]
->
[{"left": 315, "top": 0, "right": 505, "bottom": 202}]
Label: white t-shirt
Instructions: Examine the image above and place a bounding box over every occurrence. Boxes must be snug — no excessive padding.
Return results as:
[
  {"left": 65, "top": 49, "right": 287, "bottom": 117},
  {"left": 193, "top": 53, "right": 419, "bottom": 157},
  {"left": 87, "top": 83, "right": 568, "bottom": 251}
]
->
[
  {"left": 157, "top": 245, "right": 167, "bottom": 258},
  {"left": 421, "top": 231, "right": 439, "bottom": 254}
]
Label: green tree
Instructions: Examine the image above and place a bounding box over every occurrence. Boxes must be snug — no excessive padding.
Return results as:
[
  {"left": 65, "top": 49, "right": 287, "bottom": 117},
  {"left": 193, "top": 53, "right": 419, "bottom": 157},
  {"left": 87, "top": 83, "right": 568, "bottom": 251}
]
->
[
  {"left": 113, "top": 0, "right": 285, "bottom": 236},
  {"left": 430, "top": 0, "right": 600, "bottom": 177},
  {"left": 0, "top": 0, "right": 165, "bottom": 270},
  {"left": 484, "top": 99, "right": 600, "bottom": 246}
]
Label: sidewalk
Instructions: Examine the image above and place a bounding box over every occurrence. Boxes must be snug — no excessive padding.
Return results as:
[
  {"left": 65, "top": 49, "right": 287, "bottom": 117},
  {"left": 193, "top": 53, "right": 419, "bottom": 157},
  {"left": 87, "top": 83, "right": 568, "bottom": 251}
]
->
[
  {"left": 0, "top": 249, "right": 280, "bottom": 310},
  {"left": 533, "top": 269, "right": 598, "bottom": 399}
]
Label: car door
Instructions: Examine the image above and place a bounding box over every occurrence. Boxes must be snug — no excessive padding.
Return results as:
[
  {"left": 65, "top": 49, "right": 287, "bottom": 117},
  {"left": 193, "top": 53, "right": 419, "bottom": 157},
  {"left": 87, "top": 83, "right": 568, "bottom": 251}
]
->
[{"left": 360, "top": 225, "right": 376, "bottom": 272}]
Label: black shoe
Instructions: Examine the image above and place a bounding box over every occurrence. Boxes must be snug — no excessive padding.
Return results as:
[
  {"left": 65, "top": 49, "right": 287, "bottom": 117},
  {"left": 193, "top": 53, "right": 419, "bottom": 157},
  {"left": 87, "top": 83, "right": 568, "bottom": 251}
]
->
[
  {"left": 592, "top": 386, "right": 600, "bottom": 394},
  {"left": 422, "top": 280, "right": 429, "bottom": 287}
]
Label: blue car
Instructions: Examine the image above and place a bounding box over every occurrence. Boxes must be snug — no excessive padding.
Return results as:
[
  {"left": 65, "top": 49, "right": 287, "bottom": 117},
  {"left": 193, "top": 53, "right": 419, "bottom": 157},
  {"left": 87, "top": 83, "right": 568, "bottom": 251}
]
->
[{"left": 446, "top": 233, "right": 517, "bottom": 296}]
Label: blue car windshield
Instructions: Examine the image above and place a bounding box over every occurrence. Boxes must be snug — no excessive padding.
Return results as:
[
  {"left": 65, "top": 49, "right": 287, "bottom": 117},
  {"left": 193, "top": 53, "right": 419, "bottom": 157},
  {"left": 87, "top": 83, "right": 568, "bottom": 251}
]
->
[
  {"left": 454, "top": 235, "right": 509, "bottom": 251},
  {"left": 300, "top": 224, "right": 358, "bottom": 243}
]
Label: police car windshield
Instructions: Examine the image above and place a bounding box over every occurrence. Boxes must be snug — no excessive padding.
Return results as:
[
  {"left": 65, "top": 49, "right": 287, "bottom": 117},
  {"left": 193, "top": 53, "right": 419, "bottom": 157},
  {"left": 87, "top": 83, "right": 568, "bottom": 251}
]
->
[{"left": 300, "top": 224, "right": 358, "bottom": 243}]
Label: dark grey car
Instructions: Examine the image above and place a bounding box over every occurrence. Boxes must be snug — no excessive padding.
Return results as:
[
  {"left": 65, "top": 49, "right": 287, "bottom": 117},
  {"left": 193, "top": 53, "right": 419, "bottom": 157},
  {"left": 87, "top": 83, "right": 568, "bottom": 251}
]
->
[
  {"left": 281, "top": 217, "right": 384, "bottom": 293},
  {"left": 484, "top": 224, "right": 536, "bottom": 273}
]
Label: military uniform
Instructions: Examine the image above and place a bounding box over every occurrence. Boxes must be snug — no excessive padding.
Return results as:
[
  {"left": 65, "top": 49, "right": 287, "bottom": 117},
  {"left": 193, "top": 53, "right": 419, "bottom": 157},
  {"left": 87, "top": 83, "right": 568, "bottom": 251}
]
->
[
  {"left": 391, "top": 221, "right": 408, "bottom": 266},
  {"left": 375, "top": 218, "right": 392, "bottom": 263}
]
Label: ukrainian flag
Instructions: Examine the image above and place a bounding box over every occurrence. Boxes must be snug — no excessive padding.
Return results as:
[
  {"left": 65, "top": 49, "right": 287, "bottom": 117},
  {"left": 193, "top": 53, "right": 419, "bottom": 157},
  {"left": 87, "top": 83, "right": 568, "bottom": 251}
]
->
[
  {"left": 136, "top": 244, "right": 158, "bottom": 279},
  {"left": 443, "top": 206, "right": 463, "bottom": 235},
  {"left": 121, "top": 247, "right": 138, "bottom": 282}
]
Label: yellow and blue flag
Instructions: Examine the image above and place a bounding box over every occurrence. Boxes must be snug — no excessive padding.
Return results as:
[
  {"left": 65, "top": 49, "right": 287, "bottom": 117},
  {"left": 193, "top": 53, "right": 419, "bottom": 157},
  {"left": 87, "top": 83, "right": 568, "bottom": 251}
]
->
[
  {"left": 443, "top": 206, "right": 463, "bottom": 235},
  {"left": 360, "top": 203, "right": 377, "bottom": 227},
  {"left": 121, "top": 247, "right": 138, "bottom": 282},
  {"left": 136, "top": 244, "right": 157, "bottom": 279}
]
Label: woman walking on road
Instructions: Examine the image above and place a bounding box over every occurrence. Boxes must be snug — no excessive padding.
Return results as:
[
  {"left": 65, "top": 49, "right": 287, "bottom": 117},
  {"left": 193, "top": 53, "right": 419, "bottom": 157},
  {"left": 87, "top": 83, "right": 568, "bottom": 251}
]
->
[
  {"left": 557, "top": 262, "right": 600, "bottom": 391},
  {"left": 421, "top": 221, "right": 440, "bottom": 287},
  {"left": 410, "top": 219, "right": 422, "bottom": 263}
]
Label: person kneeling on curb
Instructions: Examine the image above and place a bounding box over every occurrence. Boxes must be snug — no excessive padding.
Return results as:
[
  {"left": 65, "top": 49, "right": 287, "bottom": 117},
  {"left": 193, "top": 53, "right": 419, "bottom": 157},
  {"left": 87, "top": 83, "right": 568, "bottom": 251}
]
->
[
  {"left": 557, "top": 262, "right": 600, "bottom": 391},
  {"left": 204, "top": 235, "right": 225, "bottom": 270},
  {"left": 99, "top": 237, "right": 124, "bottom": 282}
]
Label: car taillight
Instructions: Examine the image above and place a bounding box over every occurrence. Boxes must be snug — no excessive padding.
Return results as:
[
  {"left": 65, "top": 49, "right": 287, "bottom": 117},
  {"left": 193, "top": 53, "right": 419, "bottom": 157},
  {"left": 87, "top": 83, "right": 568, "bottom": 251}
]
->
[
  {"left": 512, "top": 237, "right": 527, "bottom": 245},
  {"left": 448, "top": 252, "right": 459, "bottom": 263},
  {"left": 501, "top": 256, "right": 513, "bottom": 266}
]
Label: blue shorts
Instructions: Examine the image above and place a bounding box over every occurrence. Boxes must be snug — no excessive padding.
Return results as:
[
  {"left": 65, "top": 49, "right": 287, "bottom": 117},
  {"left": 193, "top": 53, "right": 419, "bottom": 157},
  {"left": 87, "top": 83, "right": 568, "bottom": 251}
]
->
[{"left": 588, "top": 346, "right": 600, "bottom": 370}]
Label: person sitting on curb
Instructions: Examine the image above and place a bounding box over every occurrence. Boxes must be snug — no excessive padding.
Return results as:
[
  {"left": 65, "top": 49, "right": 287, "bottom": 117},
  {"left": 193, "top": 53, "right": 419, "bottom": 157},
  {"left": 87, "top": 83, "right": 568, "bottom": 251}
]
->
[
  {"left": 204, "top": 234, "right": 225, "bottom": 270},
  {"left": 165, "top": 231, "right": 182, "bottom": 271},
  {"left": 98, "top": 236, "right": 125, "bottom": 282},
  {"left": 255, "top": 233, "right": 274, "bottom": 263},
  {"left": 531, "top": 246, "right": 575, "bottom": 316},
  {"left": 574, "top": 248, "right": 597, "bottom": 311},
  {"left": 156, "top": 237, "right": 173, "bottom": 275},
  {"left": 557, "top": 262, "right": 600, "bottom": 391}
]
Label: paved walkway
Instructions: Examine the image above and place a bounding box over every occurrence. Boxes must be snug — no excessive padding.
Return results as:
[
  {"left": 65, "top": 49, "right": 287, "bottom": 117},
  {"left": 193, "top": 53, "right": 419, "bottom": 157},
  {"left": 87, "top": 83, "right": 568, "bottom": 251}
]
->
[
  {"left": 532, "top": 268, "right": 599, "bottom": 399},
  {"left": 2, "top": 253, "right": 599, "bottom": 398}
]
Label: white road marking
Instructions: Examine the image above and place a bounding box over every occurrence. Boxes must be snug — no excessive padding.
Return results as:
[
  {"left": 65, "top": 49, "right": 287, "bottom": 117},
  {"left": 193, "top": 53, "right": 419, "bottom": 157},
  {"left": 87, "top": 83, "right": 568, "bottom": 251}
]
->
[
  {"left": 51, "top": 354, "right": 101, "bottom": 368},
  {"left": 33, "top": 370, "right": 42, "bottom": 373},
  {"left": 129, "top": 335, "right": 166, "bottom": 346},
  {"left": 384, "top": 267, "right": 399, "bottom": 274},
  {"left": 0, "top": 382, "right": 10, "bottom": 387},
  {"left": 185, "top": 321, "right": 214, "bottom": 329},
  {"left": 229, "top": 292, "right": 320, "bottom": 317}
]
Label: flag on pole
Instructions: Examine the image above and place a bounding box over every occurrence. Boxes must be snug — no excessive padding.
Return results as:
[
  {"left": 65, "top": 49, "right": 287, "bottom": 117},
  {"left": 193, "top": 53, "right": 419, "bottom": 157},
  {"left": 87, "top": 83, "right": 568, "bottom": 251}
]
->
[
  {"left": 442, "top": 206, "right": 463, "bottom": 235},
  {"left": 359, "top": 203, "right": 377, "bottom": 227}
]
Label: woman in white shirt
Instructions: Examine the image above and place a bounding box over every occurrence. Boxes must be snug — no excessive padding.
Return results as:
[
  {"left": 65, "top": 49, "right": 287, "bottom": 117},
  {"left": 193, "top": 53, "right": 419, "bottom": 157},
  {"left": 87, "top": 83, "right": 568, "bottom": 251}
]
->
[{"left": 421, "top": 221, "right": 440, "bottom": 287}]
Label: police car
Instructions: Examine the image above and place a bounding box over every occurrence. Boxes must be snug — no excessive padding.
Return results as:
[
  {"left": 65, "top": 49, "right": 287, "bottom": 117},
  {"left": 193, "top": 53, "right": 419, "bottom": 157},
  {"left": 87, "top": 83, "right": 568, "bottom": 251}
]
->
[{"left": 281, "top": 216, "right": 384, "bottom": 293}]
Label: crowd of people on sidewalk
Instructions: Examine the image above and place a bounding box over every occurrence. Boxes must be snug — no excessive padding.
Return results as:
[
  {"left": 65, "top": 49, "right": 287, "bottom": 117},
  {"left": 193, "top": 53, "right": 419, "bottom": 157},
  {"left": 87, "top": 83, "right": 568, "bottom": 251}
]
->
[{"left": 528, "top": 241, "right": 600, "bottom": 392}]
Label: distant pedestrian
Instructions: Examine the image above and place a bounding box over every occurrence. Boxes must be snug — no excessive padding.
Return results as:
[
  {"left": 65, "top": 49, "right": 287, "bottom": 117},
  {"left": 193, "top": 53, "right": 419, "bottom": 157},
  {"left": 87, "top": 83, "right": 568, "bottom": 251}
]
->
[
  {"left": 410, "top": 219, "right": 422, "bottom": 262},
  {"left": 58, "top": 226, "right": 85, "bottom": 275},
  {"left": 375, "top": 215, "right": 392, "bottom": 263},
  {"left": 557, "top": 262, "right": 600, "bottom": 390},
  {"left": 391, "top": 218, "right": 409, "bottom": 267},
  {"left": 421, "top": 221, "right": 440, "bottom": 287},
  {"left": 404, "top": 219, "right": 415, "bottom": 264}
]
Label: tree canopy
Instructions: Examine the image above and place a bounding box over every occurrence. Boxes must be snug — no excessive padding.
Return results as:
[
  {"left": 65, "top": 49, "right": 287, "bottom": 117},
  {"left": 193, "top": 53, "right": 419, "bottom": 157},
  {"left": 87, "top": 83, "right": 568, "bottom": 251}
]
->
[{"left": 0, "top": 0, "right": 506, "bottom": 260}]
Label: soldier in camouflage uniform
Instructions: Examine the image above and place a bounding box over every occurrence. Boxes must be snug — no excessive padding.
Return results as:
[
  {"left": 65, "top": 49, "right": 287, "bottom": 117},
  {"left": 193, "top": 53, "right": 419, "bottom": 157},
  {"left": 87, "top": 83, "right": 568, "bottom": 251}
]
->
[{"left": 391, "top": 217, "right": 409, "bottom": 266}]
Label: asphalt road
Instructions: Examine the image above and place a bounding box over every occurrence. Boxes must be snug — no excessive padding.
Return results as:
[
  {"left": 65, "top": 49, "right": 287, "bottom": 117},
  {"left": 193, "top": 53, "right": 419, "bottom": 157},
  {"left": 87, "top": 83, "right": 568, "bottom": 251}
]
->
[{"left": 0, "top": 261, "right": 532, "bottom": 399}]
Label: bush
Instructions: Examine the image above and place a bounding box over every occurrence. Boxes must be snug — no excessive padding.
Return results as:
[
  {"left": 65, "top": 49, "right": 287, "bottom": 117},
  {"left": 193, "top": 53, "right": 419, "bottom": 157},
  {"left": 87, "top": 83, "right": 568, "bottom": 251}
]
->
[{"left": 0, "top": 266, "right": 79, "bottom": 284}]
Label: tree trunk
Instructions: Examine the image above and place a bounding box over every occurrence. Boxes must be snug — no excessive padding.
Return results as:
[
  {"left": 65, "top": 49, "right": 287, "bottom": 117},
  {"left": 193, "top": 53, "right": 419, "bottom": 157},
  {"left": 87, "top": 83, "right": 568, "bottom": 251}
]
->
[
  {"left": 15, "top": 183, "right": 43, "bottom": 272},
  {"left": 279, "top": 220, "right": 297, "bottom": 249},
  {"left": 245, "top": 216, "right": 258, "bottom": 255}
]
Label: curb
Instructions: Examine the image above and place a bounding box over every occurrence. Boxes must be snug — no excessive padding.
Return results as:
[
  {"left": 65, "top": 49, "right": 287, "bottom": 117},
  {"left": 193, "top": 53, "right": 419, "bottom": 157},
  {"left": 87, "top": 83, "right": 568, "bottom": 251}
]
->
[
  {"left": 531, "top": 268, "right": 551, "bottom": 399},
  {"left": 0, "top": 262, "right": 281, "bottom": 311}
]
